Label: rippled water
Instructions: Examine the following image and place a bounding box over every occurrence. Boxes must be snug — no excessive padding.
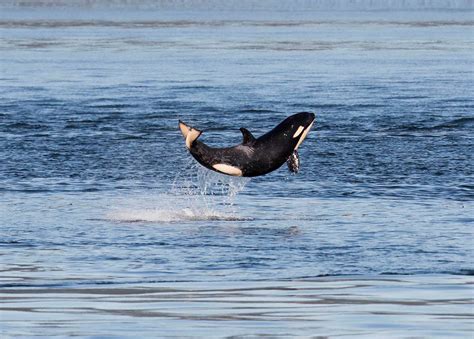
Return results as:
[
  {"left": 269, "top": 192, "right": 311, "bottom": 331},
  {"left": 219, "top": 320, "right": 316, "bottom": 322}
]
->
[{"left": 1, "top": 6, "right": 473, "bottom": 337}]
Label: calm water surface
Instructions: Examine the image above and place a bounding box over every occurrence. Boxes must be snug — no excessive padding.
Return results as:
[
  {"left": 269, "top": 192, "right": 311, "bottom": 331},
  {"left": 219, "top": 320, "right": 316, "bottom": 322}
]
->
[{"left": 0, "top": 6, "right": 473, "bottom": 338}]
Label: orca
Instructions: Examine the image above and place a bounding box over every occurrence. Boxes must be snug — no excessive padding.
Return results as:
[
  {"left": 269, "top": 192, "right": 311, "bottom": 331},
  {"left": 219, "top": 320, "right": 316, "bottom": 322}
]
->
[{"left": 179, "top": 112, "right": 315, "bottom": 177}]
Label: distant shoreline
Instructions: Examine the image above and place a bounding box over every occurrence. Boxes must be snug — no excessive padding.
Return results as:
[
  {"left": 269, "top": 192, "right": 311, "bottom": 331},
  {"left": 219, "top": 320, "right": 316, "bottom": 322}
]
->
[{"left": 1, "top": 0, "right": 472, "bottom": 11}]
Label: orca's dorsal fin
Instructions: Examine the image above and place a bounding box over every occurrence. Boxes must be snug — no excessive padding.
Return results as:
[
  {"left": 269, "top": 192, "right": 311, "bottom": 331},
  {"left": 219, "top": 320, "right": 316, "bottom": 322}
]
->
[{"left": 240, "top": 127, "right": 256, "bottom": 145}]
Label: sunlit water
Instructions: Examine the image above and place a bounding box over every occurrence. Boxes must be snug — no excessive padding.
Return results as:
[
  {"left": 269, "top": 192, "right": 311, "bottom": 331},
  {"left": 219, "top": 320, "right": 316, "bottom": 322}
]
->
[{"left": 1, "top": 4, "right": 473, "bottom": 337}]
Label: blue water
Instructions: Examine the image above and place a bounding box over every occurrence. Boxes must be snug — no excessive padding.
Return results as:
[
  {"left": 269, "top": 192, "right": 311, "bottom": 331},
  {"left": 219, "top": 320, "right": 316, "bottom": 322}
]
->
[{"left": 1, "top": 5, "right": 473, "bottom": 337}]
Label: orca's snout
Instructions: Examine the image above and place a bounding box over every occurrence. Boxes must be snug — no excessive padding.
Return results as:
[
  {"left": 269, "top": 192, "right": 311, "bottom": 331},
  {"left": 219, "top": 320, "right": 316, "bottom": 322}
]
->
[{"left": 293, "top": 111, "right": 315, "bottom": 127}]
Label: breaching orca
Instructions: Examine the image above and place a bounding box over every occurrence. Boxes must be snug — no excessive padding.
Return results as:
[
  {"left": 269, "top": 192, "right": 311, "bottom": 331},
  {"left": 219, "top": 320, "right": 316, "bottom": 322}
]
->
[{"left": 179, "top": 112, "right": 315, "bottom": 177}]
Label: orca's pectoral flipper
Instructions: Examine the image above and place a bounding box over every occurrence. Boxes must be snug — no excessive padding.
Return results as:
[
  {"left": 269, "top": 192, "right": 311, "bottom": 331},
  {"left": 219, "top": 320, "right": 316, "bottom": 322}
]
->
[
  {"left": 287, "top": 150, "right": 299, "bottom": 173},
  {"left": 179, "top": 120, "right": 202, "bottom": 149},
  {"left": 239, "top": 128, "right": 256, "bottom": 146}
]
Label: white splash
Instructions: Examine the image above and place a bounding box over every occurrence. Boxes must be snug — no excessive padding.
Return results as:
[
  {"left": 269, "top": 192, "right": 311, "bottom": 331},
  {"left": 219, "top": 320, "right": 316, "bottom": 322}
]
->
[
  {"left": 107, "top": 160, "right": 251, "bottom": 223},
  {"left": 109, "top": 205, "right": 246, "bottom": 223}
]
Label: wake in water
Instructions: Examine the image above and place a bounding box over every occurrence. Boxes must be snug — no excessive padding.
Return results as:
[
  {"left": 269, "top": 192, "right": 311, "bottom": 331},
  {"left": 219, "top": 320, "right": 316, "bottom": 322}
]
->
[{"left": 108, "top": 160, "right": 251, "bottom": 223}]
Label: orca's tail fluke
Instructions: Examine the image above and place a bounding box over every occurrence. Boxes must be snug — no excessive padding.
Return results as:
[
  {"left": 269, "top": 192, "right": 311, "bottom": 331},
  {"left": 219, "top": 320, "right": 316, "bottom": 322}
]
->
[{"left": 179, "top": 120, "right": 202, "bottom": 149}]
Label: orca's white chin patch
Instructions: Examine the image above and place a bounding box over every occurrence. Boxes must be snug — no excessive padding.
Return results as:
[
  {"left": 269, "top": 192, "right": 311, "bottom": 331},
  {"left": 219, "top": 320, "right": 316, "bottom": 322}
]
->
[
  {"left": 295, "top": 121, "right": 314, "bottom": 150},
  {"left": 212, "top": 164, "right": 243, "bottom": 176},
  {"left": 179, "top": 121, "right": 202, "bottom": 149}
]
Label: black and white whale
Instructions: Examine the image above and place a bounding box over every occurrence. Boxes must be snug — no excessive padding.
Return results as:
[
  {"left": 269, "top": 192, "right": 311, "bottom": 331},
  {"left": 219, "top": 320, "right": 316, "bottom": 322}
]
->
[{"left": 179, "top": 112, "right": 315, "bottom": 177}]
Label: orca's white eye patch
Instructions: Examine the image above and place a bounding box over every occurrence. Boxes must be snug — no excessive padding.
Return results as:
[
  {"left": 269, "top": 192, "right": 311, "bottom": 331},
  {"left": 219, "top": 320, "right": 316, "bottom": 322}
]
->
[
  {"left": 212, "top": 164, "right": 243, "bottom": 176},
  {"left": 295, "top": 121, "right": 314, "bottom": 150},
  {"left": 293, "top": 126, "right": 305, "bottom": 138}
]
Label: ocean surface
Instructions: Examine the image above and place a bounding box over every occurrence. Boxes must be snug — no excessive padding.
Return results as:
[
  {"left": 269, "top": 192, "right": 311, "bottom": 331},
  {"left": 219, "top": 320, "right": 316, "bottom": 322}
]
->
[{"left": 1, "top": 5, "right": 473, "bottom": 338}]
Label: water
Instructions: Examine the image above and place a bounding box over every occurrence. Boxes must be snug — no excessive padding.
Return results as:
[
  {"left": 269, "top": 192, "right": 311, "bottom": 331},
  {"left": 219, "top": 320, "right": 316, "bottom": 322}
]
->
[{"left": 1, "top": 4, "right": 473, "bottom": 337}]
